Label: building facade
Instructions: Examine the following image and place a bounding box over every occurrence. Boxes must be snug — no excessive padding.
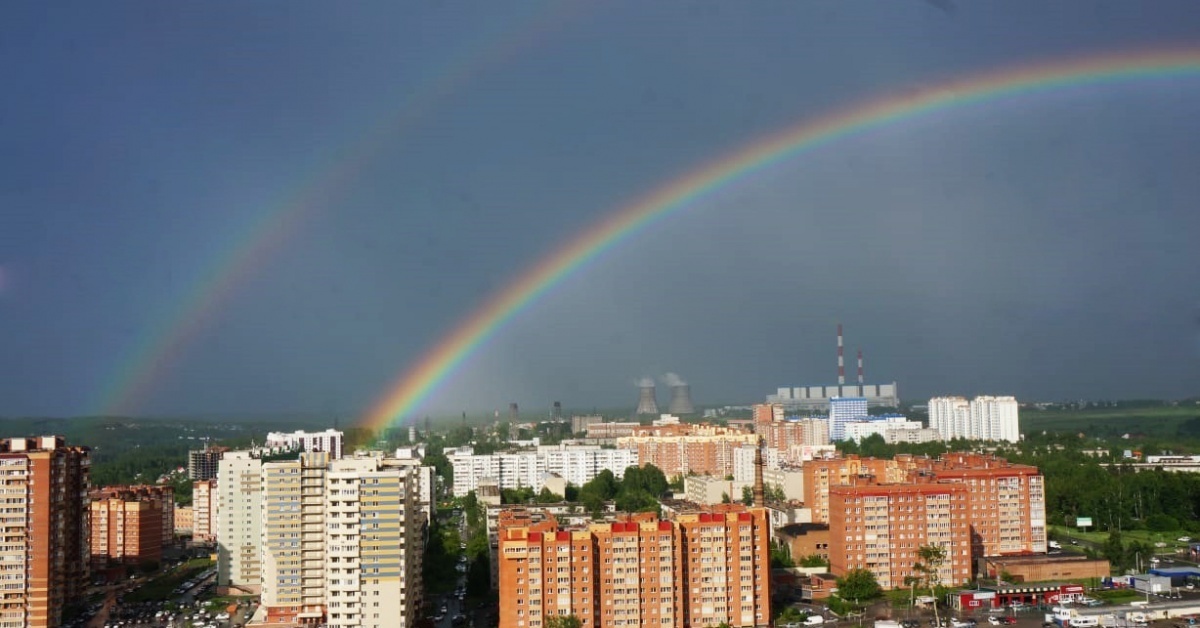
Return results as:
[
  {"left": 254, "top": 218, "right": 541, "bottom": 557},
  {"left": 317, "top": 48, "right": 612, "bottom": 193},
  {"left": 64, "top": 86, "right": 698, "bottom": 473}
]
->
[
  {"left": 265, "top": 429, "right": 345, "bottom": 459},
  {"left": 324, "top": 456, "right": 425, "bottom": 628},
  {"left": 188, "top": 446, "right": 225, "bottom": 481},
  {"left": 261, "top": 452, "right": 330, "bottom": 625},
  {"left": 617, "top": 426, "right": 758, "bottom": 478},
  {"left": 497, "top": 505, "right": 770, "bottom": 628},
  {"left": 193, "top": 479, "right": 217, "bottom": 543},
  {"left": 448, "top": 446, "right": 637, "bottom": 497},
  {"left": 217, "top": 452, "right": 263, "bottom": 594},
  {"left": 0, "top": 436, "right": 91, "bottom": 628},
  {"left": 929, "top": 396, "right": 1019, "bottom": 443},
  {"left": 89, "top": 485, "right": 173, "bottom": 570},
  {"left": 828, "top": 397, "right": 868, "bottom": 442}
]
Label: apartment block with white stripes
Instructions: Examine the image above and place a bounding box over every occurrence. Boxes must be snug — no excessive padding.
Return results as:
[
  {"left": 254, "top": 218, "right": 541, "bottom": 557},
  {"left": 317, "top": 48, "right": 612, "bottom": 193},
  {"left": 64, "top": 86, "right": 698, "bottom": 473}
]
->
[{"left": 447, "top": 445, "right": 637, "bottom": 497}]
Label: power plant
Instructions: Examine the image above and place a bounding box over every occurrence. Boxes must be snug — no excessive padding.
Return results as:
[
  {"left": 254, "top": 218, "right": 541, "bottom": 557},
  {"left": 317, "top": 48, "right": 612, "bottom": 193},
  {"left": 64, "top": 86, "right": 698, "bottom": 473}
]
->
[
  {"left": 635, "top": 378, "right": 659, "bottom": 415},
  {"left": 668, "top": 384, "right": 695, "bottom": 414},
  {"left": 766, "top": 323, "right": 900, "bottom": 411}
]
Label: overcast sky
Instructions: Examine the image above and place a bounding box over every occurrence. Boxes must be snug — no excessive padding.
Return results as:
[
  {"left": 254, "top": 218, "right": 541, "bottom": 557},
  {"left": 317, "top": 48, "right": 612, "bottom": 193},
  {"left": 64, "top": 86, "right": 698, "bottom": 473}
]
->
[{"left": 2, "top": 1, "right": 1199, "bottom": 419}]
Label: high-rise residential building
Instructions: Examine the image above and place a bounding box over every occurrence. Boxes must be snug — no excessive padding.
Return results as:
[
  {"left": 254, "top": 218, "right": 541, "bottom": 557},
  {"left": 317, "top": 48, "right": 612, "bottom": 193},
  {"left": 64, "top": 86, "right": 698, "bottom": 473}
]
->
[
  {"left": 497, "top": 505, "right": 770, "bottom": 628},
  {"left": 324, "top": 456, "right": 425, "bottom": 628},
  {"left": 261, "top": 452, "right": 330, "bottom": 625},
  {"left": 217, "top": 451, "right": 263, "bottom": 594},
  {"left": 929, "top": 396, "right": 1019, "bottom": 442},
  {"left": 828, "top": 397, "right": 868, "bottom": 441},
  {"left": 617, "top": 425, "right": 758, "bottom": 478},
  {"left": 0, "top": 436, "right": 91, "bottom": 628},
  {"left": 752, "top": 403, "right": 783, "bottom": 425},
  {"left": 926, "top": 453, "right": 1047, "bottom": 556},
  {"left": 265, "top": 429, "right": 345, "bottom": 459},
  {"left": 448, "top": 446, "right": 638, "bottom": 497},
  {"left": 90, "top": 488, "right": 165, "bottom": 570},
  {"left": 188, "top": 446, "right": 226, "bottom": 481},
  {"left": 828, "top": 480, "right": 973, "bottom": 590},
  {"left": 193, "top": 479, "right": 218, "bottom": 543},
  {"left": 756, "top": 419, "right": 830, "bottom": 455}
]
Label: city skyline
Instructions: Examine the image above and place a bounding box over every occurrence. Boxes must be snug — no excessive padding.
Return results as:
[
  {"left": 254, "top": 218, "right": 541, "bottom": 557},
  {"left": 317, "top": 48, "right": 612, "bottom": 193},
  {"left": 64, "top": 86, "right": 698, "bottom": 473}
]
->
[{"left": 2, "top": 3, "right": 1199, "bottom": 420}]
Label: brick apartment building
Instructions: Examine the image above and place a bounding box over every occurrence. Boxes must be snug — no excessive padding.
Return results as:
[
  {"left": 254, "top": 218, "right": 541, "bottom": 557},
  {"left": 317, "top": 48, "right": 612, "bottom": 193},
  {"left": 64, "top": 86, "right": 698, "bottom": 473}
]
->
[
  {"left": 0, "top": 436, "right": 91, "bottom": 628},
  {"left": 497, "top": 505, "right": 771, "bottom": 628},
  {"left": 90, "top": 486, "right": 168, "bottom": 570},
  {"left": 617, "top": 424, "right": 758, "bottom": 477},
  {"left": 801, "top": 453, "right": 1048, "bottom": 589}
]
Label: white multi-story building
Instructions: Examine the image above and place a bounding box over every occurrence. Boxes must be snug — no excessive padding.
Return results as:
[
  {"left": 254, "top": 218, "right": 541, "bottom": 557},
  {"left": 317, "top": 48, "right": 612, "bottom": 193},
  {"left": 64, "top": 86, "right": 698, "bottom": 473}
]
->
[
  {"left": 732, "top": 444, "right": 781, "bottom": 484},
  {"left": 325, "top": 456, "right": 424, "bottom": 628},
  {"left": 842, "top": 415, "right": 924, "bottom": 443},
  {"left": 265, "top": 429, "right": 344, "bottom": 459},
  {"left": 929, "top": 396, "right": 1019, "bottom": 442},
  {"left": 448, "top": 446, "right": 637, "bottom": 497},
  {"left": 828, "top": 397, "right": 868, "bottom": 441},
  {"left": 217, "top": 451, "right": 263, "bottom": 594}
]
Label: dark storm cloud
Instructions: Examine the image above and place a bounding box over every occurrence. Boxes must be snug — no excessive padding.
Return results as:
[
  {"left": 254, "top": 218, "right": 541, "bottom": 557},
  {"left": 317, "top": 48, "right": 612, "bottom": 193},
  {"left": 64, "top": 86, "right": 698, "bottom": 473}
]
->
[{"left": 0, "top": 1, "right": 1198, "bottom": 416}]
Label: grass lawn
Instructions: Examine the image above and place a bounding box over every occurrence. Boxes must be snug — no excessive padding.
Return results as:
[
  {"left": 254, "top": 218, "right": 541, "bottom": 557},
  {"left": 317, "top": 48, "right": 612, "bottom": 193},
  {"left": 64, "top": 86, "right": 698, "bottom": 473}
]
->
[
  {"left": 1051, "top": 525, "right": 1194, "bottom": 553},
  {"left": 1022, "top": 405, "right": 1200, "bottom": 437},
  {"left": 1094, "top": 589, "right": 1144, "bottom": 604}
]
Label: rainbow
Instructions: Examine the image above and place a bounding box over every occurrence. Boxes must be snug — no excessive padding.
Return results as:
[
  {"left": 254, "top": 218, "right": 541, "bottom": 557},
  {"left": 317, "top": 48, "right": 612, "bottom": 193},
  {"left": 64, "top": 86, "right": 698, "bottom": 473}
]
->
[
  {"left": 358, "top": 47, "right": 1200, "bottom": 431},
  {"left": 93, "top": 1, "right": 591, "bottom": 416}
]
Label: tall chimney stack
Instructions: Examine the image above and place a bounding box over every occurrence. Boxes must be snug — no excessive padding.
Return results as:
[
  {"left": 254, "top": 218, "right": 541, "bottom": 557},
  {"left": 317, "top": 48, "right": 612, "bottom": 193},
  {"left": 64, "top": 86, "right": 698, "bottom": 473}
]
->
[
  {"left": 753, "top": 437, "right": 766, "bottom": 508},
  {"left": 858, "top": 348, "right": 865, "bottom": 391},
  {"left": 837, "top": 323, "right": 845, "bottom": 386}
]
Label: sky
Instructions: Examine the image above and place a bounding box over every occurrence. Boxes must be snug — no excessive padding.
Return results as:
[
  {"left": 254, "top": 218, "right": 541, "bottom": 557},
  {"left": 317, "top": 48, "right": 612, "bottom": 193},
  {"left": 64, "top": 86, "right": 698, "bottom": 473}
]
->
[{"left": 2, "top": 1, "right": 1199, "bottom": 419}]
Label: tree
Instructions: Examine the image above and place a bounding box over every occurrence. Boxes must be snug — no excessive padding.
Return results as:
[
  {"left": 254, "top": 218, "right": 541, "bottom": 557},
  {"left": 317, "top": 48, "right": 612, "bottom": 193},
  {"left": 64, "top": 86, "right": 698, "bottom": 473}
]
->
[
  {"left": 913, "top": 544, "right": 948, "bottom": 627},
  {"left": 799, "top": 554, "right": 830, "bottom": 568},
  {"left": 1104, "top": 530, "right": 1127, "bottom": 571},
  {"left": 741, "top": 485, "right": 754, "bottom": 506},
  {"left": 835, "top": 568, "right": 881, "bottom": 603},
  {"left": 544, "top": 615, "right": 583, "bottom": 628}
]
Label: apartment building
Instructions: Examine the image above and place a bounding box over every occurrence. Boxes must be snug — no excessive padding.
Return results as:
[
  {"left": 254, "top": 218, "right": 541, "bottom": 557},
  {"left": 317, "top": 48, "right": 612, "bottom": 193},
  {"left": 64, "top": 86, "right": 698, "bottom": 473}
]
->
[
  {"left": 756, "top": 419, "right": 830, "bottom": 454},
  {"left": 801, "top": 456, "right": 917, "bottom": 525},
  {"left": 497, "top": 505, "right": 770, "bottom": 628},
  {"left": 325, "top": 456, "right": 425, "bottom": 628},
  {"left": 217, "top": 451, "right": 263, "bottom": 594},
  {"left": 261, "top": 452, "right": 330, "bottom": 625},
  {"left": 828, "top": 397, "right": 868, "bottom": 442},
  {"left": 752, "top": 403, "right": 784, "bottom": 425},
  {"left": 828, "top": 481, "right": 973, "bottom": 590},
  {"left": 842, "top": 416, "right": 924, "bottom": 443},
  {"left": 617, "top": 427, "right": 757, "bottom": 478},
  {"left": 265, "top": 429, "right": 345, "bottom": 459},
  {"left": 89, "top": 486, "right": 169, "bottom": 570},
  {"left": 0, "top": 436, "right": 91, "bottom": 628},
  {"left": 448, "top": 446, "right": 637, "bottom": 497},
  {"left": 175, "top": 506, "right": 194, "bottom": 534},
  {"left": 923, "top": 453, "right": 1048, "bottom": 556},
  {"left": 928, "top": 396, "right": 1019, "bottom": 443},
  {"left": 193, "top": 479, "right": 217, "bottom": 542}
]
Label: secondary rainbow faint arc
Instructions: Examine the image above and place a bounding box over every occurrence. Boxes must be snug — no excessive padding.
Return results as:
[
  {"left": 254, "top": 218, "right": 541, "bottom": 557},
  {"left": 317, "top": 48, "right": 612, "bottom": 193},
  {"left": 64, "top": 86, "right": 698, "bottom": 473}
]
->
[
  {"left": 94, "top": 1, "right": 592, "bottom": 416},
  {"left": 359, "top": 47, "right": 1200, "bottom": 431}
]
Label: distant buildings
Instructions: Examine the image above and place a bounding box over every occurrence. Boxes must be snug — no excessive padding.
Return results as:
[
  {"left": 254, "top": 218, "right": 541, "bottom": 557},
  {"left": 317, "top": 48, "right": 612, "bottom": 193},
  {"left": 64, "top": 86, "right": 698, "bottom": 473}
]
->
[
  {"left": 617, "top": 423, "right": 758, "bottom": 477},
  {"left": 0, "top": 436, "right": 91, "bottom": 628},
  {"left": 448, "top": 445, "right": 637, "bottom": 497},
  {"left": 264, "top": 428, "right": 345, "bottom": 459},
  {"left": 767, "top": 383, "right": 900, "bottom": 411},
  {"left": 828, "top": 397, "right": 868, "bottom": 441},
  {"left": 497, "top": 505, "right": 771, "bottom": 628},
  {"left": 929, "top": 396, "right": 1020, "bottom": 442},
  {"left": 842, "top": 414, "right": 925, "bottom": 443}
]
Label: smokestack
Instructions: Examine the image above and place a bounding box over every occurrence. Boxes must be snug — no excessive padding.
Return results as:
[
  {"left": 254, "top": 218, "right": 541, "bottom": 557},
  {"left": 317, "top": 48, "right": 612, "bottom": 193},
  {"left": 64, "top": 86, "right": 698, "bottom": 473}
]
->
[
  {"left": 837, "top": 323, "right": 845, "bottom": 386},
  {"left": 636, "top": 379, "right": 659, "bottom": 415},
  {"left": 668, "top": 384, "right": 695, "bottom": 414},
  {"left": 857, "top": 348, "right": 864, "bottom": 395},
  {"left": 753, "top": 437, "right": 766, "bottom": 508}
]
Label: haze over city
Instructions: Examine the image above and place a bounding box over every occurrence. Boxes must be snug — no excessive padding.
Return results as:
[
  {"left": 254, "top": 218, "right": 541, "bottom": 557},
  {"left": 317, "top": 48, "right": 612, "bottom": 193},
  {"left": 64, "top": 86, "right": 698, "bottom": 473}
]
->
[{"left": 2, "top": 1, "right": 1199, "bottom": 419}]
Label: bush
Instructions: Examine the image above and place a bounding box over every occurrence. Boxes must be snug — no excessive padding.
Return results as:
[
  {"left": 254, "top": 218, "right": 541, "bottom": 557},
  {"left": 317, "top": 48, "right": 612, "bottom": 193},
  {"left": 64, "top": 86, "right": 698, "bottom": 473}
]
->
[{"left": 1146, "top": 514, "right": 1179, "bottom": 532}]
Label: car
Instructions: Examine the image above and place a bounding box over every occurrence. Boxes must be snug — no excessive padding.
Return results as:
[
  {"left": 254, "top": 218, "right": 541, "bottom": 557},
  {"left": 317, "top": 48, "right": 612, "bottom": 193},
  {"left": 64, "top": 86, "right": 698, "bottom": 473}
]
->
[
  {"left": 1180, "top": 537, "right": 1192, "bottom": 543},
  {"left": 988, "top": 618, "right": 1002, "bottom": 625},
  {"left": 1001, "top": 617, "right": 1017, "bottom": 624}
]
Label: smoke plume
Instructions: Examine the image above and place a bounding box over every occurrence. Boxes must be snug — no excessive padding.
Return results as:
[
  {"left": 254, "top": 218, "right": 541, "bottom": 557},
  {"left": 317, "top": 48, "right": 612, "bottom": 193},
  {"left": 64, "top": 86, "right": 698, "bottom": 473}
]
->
[
  {"left": 636, "top": 377, "right": 655, "bottom": 387},
  {"left": 661, "top": 372, "right": 687, "bottom": 387}
]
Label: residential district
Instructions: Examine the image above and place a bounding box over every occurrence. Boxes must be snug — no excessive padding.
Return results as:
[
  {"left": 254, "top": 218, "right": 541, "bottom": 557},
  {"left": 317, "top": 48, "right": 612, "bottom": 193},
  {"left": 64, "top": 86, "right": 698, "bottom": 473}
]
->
[{"left": 10, "top": 393, "right": 1200, "bottom": 628}]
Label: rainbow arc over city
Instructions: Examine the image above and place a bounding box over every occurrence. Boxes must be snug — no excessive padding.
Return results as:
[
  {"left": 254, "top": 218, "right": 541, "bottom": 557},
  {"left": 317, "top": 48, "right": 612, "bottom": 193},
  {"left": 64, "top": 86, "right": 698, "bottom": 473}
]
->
[{"left": 357, "top": 47, "right": 1200, "bottom": 432}]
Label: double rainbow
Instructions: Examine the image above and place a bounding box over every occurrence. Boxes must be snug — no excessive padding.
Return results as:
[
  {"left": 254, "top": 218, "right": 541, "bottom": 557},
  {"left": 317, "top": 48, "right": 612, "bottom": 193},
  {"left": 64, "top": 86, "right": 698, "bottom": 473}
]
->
[{"left": 358, "top": 47, "right": 1200, "bottom": 431}]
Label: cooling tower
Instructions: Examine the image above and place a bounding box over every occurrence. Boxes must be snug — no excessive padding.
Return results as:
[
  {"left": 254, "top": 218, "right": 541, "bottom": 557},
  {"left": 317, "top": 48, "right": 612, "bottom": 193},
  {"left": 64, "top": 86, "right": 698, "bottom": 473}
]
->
[
  {"left": 636, "top": 385, "right": 659, "bottom": 415},
  {"left": 668, "top": 384, "right": 695, "bottom": 414}
]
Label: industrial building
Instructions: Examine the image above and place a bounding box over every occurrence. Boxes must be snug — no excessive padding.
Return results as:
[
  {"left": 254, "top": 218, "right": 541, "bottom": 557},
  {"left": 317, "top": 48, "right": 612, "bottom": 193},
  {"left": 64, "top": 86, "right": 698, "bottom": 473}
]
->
[{"left": 765, "top": 325, "right": 901, "bottom": 410}]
